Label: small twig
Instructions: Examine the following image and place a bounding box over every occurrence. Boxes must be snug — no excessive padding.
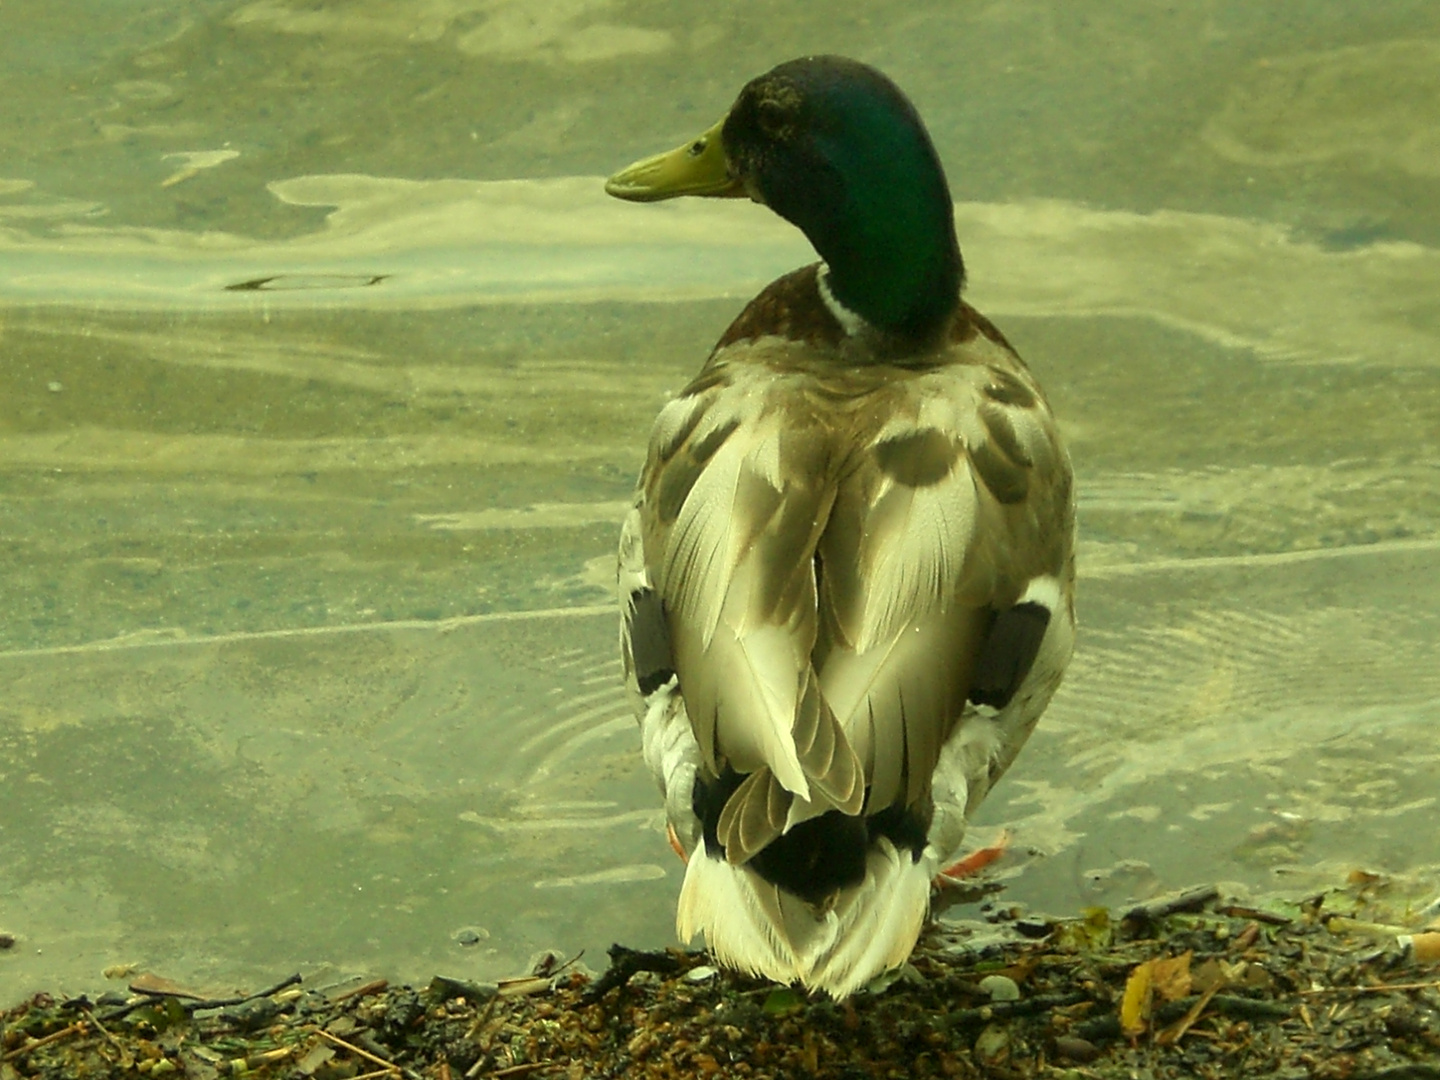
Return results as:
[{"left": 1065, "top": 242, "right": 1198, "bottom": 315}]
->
[
  {"left": 582, "top": 944, "right": 692, "bottom": 1001},
  {"left": 1232, "top": 921, "right": 1262, "bottom": 951},
  {"left": 95, "top": 972, "right": 304, "bottom": 1022},
  {"left": 429, "top": 976, "right": 498, "bottom": 1005},
  {"left": 80, "top": 1008, "right": 125, "bottom": 1052},
  {"left": 1205, "top": 993, "right": 1294, "bottom": 1020},
  {"left": 545, "top": 948, "right": 585, "bottom": 979},
  {"left": 491, "top": 1063, "right": 556, "bottom": 1079},
  {"left": 312, "top": 1027, "right": 401, "bottom": 1074},
  {"left": 0, "top": 1022, "right": 85, "bottom": 1062},
  {"left": 943, "top": 991, "right": 1089, "bottom": 1031},
  {"left": 462, "top": 994, "right": 504, "bottom": 1079},
  {"left": 329, "top": 978, "right": 389, "bottom": 1004},
  {"left": 93, "top": 994, "right": 165, "bottom": 1023},
  {"left": 465, "top": 993, "right": 501, "bottom": 1042},
  {"left": 1217, "top": 904, "right": 1293, "bottom": 927},
  {"left": 1078, "top": 993, "right": 1291, "bottom": 1042},
  {"left": 1122, "top": 885, "right": 1221, "bottom": 928},
  {"left": 1300, "top": 980, "right": 1440, "bottom": 995},
  {"left": 219, "top": 1047, "right": 295, "bottom": 1074},
  {"left": 350, "top": 1069, "right": 404, "bottom": 1080},
  {"left": 495, "top": 976, "right": 553, "bottom": 999},
  {"left": 1155, "top": 983, "right": 1222, "bottom": 1045},
  {"left": 186, "top": 972, "right": 304, "bottom": 1013}
]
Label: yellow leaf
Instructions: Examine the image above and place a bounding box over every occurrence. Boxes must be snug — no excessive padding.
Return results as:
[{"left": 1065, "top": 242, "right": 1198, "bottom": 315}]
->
[
  {"left": 1120, "top": 961, "right": 1154, "bottom": 1038},
  {"left": 1120, "top": 952, "right": 1192, "bottom": 1039}
]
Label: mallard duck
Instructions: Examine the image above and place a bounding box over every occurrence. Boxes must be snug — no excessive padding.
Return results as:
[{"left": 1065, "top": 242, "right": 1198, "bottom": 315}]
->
[{"left": 609, "top": 56, "right": 1075, "bottom": 999}]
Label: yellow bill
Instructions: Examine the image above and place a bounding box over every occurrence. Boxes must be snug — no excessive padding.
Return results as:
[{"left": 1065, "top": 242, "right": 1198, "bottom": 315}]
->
[{"left": 604, "top": 118, "right": 744, "bottom": 202}]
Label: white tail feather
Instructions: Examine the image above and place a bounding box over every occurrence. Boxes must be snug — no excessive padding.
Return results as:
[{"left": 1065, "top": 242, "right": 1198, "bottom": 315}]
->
[{"left": 676, "top": 838, "right": 932, "bottom": 999}]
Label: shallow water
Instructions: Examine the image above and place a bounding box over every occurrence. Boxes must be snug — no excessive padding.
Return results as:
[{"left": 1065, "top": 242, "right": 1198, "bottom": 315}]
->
[{"left": 3, "top": 0, "right": 1439, "bottom": 1003}]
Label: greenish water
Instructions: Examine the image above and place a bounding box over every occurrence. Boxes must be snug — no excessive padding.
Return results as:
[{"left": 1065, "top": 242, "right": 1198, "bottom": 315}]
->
[{"left": 3, "top": 0, "right": 1439, "bottom": 1004}]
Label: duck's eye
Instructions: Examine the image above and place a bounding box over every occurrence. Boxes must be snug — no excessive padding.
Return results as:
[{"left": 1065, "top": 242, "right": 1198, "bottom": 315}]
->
[
  {"left": 688, "top": 138, "right": 706, "bottom": 157},
  {"left": 755, "top": 101, "right": 788, "bottom": 136}
]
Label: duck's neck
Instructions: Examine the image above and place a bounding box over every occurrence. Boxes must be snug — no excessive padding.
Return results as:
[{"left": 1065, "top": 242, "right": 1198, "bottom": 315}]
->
[
  {"left": 810, "top": 185, "right": 961, "bottom": 344},
  {"left": 780, "top": 112, "right": 963, "bottom": 345}
]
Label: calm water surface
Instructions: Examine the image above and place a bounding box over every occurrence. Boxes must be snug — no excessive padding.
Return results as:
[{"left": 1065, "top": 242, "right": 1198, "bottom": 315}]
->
[{"left": 3, "top": 0, "right": 1439, "bottom": 1003}]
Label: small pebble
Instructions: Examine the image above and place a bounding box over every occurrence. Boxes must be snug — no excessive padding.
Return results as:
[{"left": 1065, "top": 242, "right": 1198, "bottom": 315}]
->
[
  {"left": 973, "top": 1023, "right": 1010, "bottom": 1063},
  {"left": 1053, "top": 1035, "right": 1100, "bottom": 1063},
  {"left": 983, "top": 903, "right": 1026, "bottom": 923},
  {"left": 684, "top": 965, "right": 717, "bottom": 983},
  {"left": 0, "top": 932, "right": 15, "bottom": 950},
  {"left": 978, "top": 974, "right": 1021, "bottom": 1002}
]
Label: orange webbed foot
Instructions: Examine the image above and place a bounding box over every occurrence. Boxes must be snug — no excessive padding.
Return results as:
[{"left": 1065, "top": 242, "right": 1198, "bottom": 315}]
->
[
  {"left": 935, "top": 829, "right": 1011, "bottom": 887},
  {"left": 666, "top": 821, "right": 689, "bottom": 864}
]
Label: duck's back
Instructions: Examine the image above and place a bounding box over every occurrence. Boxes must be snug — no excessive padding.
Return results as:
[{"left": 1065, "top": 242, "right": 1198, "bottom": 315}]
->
[
  {"left": 621, "top": 266, "right": 1073, "bottom": 990},
  {"left": 609, "top": 53, "right": 1075, "bottom": 1001}
]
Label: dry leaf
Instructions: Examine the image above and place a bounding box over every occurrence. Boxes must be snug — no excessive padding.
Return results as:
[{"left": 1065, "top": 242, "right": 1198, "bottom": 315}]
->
[
  {"left": 1191, "top": 957, "right": 1227, "bottom": 994},
  {"left": 1119, "top": 961, "right": 1154, "bottom": 1038},
  {"left": 1235, "top": 961, "right": 1275, "bottom": 991},
  {"left": 1120, "top": 952, "right": 1192, "bottom": 1038},
  {"left": 1150, "top": 950, "right": 1193, "bottom": 1002}
]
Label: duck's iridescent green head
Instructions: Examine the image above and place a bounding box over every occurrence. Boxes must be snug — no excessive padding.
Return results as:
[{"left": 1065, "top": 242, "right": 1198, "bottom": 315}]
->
[{"left": 607, "top": 56, "right": 963, "bottom": 346}]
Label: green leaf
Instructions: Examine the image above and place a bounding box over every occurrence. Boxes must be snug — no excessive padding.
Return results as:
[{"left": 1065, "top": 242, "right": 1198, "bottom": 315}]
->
[{"left": 762, "top": 988, "right": 803, "bottom": 1015}]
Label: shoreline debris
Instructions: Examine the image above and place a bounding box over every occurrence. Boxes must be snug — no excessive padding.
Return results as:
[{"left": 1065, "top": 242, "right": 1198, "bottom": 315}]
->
[{"left": 2, "top": 879, "right": 1437, "bottom": 1078}]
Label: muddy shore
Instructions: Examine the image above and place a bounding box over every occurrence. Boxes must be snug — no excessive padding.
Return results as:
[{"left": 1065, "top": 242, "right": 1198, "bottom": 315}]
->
[{"left": 3, "top": 880, "right": 1438, "bottom": 1079}]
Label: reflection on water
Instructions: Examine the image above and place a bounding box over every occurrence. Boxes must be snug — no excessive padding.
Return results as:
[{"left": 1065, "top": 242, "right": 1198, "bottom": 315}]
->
[
  {"left": 3, "top": 0, "right": 1439, "bottom": 1003},
  {"left": 0, "top": 609, "right": 668, "bottom": 996}
]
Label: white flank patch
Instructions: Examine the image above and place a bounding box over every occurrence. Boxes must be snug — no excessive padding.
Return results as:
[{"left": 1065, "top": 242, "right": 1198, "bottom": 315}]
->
[{"left": 1019, "top": 574, "right": 1062, "bottom": 612}]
